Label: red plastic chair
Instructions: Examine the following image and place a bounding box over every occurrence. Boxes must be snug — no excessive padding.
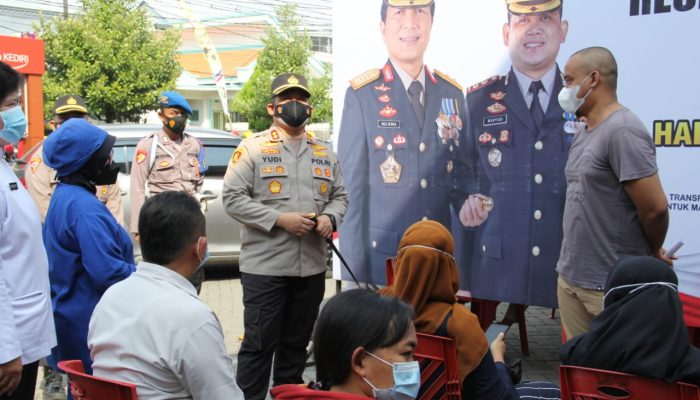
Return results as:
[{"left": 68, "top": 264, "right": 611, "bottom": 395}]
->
[
  {"left": 414, "top": 333, "right": 461, "bottom": 400},
  {"left": 560, "top": 365, "right": 700, "bottom": 400},
  {"left": 58, "top": 360, "right": 138, "bottom": 400}
]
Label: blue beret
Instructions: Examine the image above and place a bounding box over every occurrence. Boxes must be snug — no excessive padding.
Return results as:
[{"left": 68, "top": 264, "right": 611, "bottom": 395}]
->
[
  {"left": 43, "top": 118, "right": 108, "bottom": 176},
  {"left": 159, "top": 91, "right": 192, "bottom": 115}
]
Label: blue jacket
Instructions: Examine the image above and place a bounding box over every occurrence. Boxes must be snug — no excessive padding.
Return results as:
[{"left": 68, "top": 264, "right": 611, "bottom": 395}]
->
[
  {"left": 460, "top": 68, "right": 570, "bottom": 308},
  {"left": 338, "top": 61, "right": 473, "bottom": 284},
  {"left": 43, "top": 183, "right": 135, "bottom": 372}
]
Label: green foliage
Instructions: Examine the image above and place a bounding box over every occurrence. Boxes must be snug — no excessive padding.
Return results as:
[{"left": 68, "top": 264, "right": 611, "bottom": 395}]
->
[
  {"left": 37, "top": 0, "right": 181, "bottom": 122},
  {"left": 232, "top": 4, "right": 332, "bottom": 132}
]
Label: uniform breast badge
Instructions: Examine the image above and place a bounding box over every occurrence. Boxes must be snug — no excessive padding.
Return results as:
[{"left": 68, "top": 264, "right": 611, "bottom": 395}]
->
[
  {"left": 488, "top": 148, "right": 502, "bottom": 168},
  {"left": 380, "top": 153, "right": 402, "bottom": 184},
  {"left": 436, "top": 98, "right": 462, "bottom": 146}
]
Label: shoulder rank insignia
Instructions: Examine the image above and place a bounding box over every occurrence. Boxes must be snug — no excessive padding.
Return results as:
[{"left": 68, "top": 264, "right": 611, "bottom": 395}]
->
[
  {"left": 467, "top": 75, "right": 501, "bottom": 94},
  {"left": 434, "top": 70, "right": 462, "bottom": 91},
  {"left": 350, "top": 69, "right": 381, "bottom": 90},
  {"left": 310, "top": 143, "right": 327, "bottom": 151}
]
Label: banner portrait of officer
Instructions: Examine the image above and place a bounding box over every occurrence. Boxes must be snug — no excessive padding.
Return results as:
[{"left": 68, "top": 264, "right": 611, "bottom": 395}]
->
[
  {"left": 338, "top": 0, "right": 474, "bottom": 285},
  {"left": 459, "top": 0, "right": 570, "bottom": 308}
]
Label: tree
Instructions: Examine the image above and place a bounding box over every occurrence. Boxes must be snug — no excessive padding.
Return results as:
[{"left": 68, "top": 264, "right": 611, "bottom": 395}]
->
[
  {"left": 37, "top": 0, "right": 181, "bottom": 123},
  {"left": 232, "top": 4, "right": 332, "bottom": 132}
]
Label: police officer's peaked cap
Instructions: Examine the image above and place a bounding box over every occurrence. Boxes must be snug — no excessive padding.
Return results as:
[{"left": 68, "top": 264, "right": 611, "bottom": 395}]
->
[
  {"left": 506, "top": 0, "right": 562, "bottom": 15},
  {"left": 159, "top": 91, "right": 193, "bottom": 115},
  {"left": 43, "top": 118, "right": 115, "bottom": 176},
  {"left": 53, "top": 95, "right": 88, "bottom": 115},
  {"left": 271, "top": 73, "right": 311, "bottom": 98},
  {"left": 383, "top": 0, "right": 434, "bottom": 7}
]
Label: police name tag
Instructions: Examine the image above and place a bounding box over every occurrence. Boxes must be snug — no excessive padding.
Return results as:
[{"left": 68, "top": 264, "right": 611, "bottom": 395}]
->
[
  {"left": 483, "top": 115, "right": 507, "bottom": 127},
  {"left": 378, "top": 120, "right": 400, "bottom": 129}
]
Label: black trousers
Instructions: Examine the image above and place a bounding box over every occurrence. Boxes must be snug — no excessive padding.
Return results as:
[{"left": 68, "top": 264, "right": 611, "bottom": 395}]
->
[
  {"left": 236, "top": 272, "right": 325, "bottom": 400},
  {"left": 0, "top": 361, "right": 38, "bottom": 400}
]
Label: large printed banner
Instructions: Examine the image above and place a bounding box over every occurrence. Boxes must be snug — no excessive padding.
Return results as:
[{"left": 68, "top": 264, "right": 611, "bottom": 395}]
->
[{"left": 332, "top": 0, "right": 699, "bottom": 302}]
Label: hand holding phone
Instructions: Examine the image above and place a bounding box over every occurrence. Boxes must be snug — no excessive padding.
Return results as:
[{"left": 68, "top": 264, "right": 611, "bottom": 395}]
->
[{"left": 666, "top": 240, "right": 684, "bottom": 258}]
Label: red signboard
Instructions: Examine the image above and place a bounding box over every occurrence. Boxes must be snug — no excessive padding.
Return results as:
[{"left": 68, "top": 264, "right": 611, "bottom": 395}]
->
[{"left": 0, "top": 35, "right": 45, "bottom": 75}]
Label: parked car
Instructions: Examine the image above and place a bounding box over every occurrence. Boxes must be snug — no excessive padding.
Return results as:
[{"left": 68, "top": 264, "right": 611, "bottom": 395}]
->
[{"left": 14, "top": 124, "right": 242, "bottom": 267}]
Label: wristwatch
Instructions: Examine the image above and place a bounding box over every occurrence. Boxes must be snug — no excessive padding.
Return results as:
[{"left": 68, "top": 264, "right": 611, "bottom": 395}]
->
[{"left": 321, "top": 213, "right": 337, "bottom": 232}]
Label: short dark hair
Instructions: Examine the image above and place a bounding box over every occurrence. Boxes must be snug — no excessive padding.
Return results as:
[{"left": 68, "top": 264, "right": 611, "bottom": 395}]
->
[
  {"left": 138, "top": 191, "right": 206, "bottom": 265},
  {"left": 0, "top": 62, "right": 21, "bottom": 104},
  {"left": 313, "top": 289, "right": 414, "bottom": 389},
  {"left": 381, "top": 3, "right": 436, "bottom": 22}
]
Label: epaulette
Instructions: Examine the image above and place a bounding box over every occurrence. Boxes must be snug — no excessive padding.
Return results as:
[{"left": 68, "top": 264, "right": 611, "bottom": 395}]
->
[
  {"left": 350, "top": 69, "right": 381, "bottom": 90},
  {"left": 434, "top": 70, "right": 463, "bottom": 92},
  {"left": 467, "top": 75, "right": 501, "bottom": 94}
]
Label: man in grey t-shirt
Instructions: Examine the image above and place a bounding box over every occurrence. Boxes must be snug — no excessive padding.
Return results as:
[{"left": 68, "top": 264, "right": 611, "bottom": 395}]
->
[{"left": 556, "top": 47, "right": 673, "bottom": 339}]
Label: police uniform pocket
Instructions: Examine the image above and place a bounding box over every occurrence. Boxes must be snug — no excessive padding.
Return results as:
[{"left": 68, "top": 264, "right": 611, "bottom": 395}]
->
[
  {"left": 258, "top": 165, "right": 290, "bottom": 202},
  {"left": 475, "top": 234, "right": 502, "bottom": 259},
  {"left": 312, "top": 165, "right": 334, "bottom": 203},
  {"left": 154, "top": 158, "right": 177, "bottom": 183}
]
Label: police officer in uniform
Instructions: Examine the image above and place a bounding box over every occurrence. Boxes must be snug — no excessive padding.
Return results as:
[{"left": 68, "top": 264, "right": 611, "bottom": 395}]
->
[
  {"left": 222, "top": 73, "right": 347, "bottom": 400},
  {"left": 459, "top": 0, "right": 570, "bottom": 309},
  {"left": 130, "top": 91, "right": 204, "bottom": 288},
  {"left": 338, "top": 0, "right": 473, "bottom": 285},
  {"left": 26, "top": 95, "right": 123, "bottom": 225}
]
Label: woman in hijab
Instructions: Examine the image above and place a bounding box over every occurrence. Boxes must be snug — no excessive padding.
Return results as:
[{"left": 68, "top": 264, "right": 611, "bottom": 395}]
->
[
  {"left": 561, "top": 256, "right": 700, "bottom": 385},
  {"left": 382, "top": 220, "right": 560, "bottom": 400},
  {"left": 42, "top": 118, "right": 135, "bottom": 377}
]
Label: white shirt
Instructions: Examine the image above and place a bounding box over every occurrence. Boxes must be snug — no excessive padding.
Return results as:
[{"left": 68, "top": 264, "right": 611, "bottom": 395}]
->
[
  {"left": 513, "top": 64, "right": 558, "bottom": 112},
  {"left": 0, "top": 158, "right": 56, "bottom": 364},
  {"left": 88, "top": 262, "right": 242, "bottom": 400},
  {"left": 392, "top": 60, "right": 426, "bottom": 105}
]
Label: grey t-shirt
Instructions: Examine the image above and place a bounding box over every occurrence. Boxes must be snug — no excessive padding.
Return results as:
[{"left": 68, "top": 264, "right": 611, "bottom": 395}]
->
[{"left": 556, "top": 107, "right": 658, "bottom": 290}]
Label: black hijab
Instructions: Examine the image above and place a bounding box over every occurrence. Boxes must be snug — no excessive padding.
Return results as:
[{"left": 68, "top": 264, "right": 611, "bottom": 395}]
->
[
  {"left": 560, "top": 256, "right": 700, "bottom": 385},
  {"left": 59, "top": 134, "right": 116, "bottom": 194}
]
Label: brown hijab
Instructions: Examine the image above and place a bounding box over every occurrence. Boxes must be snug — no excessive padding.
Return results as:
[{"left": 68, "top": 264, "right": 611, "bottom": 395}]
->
[{"left": 381, "top": 220, "right": 488, "bottom": 380}]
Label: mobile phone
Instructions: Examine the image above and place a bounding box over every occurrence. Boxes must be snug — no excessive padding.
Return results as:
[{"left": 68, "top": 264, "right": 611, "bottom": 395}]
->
[
  {"left": 666, "top": 240, "right": 684, "bottom": 257},
  {"left": 485, "top": 323, "right": 510, "bottom": 344}
]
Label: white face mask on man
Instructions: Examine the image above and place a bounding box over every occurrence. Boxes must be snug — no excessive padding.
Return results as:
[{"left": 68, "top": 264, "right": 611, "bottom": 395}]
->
[{"left": 558, "top": 73, "right": 593, "bottom": 114}]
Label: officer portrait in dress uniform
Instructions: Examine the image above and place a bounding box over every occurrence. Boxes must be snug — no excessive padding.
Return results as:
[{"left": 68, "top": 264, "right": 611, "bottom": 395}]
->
[
  {"left": 459, "top": 0, "right": 570, "bottom": 308},
  {"left": 337, "top": 0, "right": 475, "bottom": 285},
  {"left": 25, "top": 95, "right": 124, "bottom": 225}
]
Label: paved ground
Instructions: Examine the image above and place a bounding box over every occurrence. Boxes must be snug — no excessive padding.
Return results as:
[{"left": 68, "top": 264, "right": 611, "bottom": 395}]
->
[
  {"left": 35, "top": 267, "right": 562, "bottom": 399},
  {"left": 200, "top": 267, "right": 562, "bottom": 386}
]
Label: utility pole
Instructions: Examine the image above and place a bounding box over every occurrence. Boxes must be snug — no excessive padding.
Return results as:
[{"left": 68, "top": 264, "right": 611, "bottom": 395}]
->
[{"left": 63, "top": 0, "right": 69, "bottom": 19}]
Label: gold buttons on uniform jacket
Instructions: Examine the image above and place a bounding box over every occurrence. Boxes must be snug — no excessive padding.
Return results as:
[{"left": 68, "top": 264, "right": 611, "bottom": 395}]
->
[
  {"left": 420, "top": 179, "right": 428, "bottom": 189},
  {"left": 534, "top": 174, "right": 543, "bottom": 184},
  {"left": 532, "top": 246, "right": 541, "bottom": 256},
  {"left": 534, "top": 210, "right": 543, "bottom": 220},
  {"left": 534, "top": 141, "right": 543, "bottom": 150}
]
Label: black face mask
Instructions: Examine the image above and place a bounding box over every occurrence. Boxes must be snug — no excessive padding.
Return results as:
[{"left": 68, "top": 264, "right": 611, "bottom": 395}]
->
[
  {"left": 94, "top": 162, "right": 120, "bottom": 186},
  {"left": 275, "top": 100, "right": 311, "bottom": 128},
  {"left": 164, "top": 115, "right": 188, "bottom": 135}
]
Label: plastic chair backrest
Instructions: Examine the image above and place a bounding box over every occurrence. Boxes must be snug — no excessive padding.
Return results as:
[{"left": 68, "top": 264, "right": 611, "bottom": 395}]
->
[
  {"left": 414, "top": 333, "right": 462, "bottom": 400},
  {"left": 560, "top": 365, "right": 700, "bottom": 400},
  {"left": 58, "top": 360, "right": 139, "bottom": 400}
]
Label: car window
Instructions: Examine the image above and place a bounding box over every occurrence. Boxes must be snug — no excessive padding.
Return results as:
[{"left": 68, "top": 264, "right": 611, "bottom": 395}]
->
[
  {"left": 202, "top": 145, "right": 237, "bottom": 177},
  {"left": 111, "top": 142, "right": 237, "bottom": 177},
  {"left": 112, "top": 144, "right": 136, "bottom": 174}
]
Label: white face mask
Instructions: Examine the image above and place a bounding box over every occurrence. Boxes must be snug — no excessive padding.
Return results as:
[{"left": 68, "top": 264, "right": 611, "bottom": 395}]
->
[
  {"left": 558, "top": 73, "right": 593, "bottom": 114},
  {"left": 603, "top": 281, "right": 678, "bottom": 309}
]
